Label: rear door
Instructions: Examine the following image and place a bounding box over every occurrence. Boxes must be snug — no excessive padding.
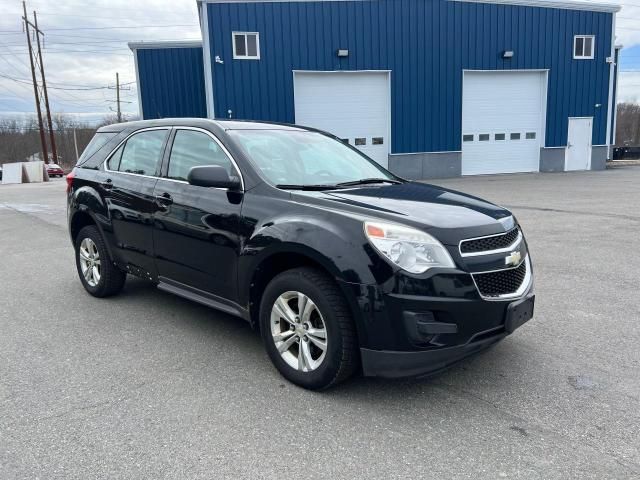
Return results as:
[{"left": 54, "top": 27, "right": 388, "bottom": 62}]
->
[
  {"left": 152, "top": 127, "right": 244, "bottom": 302},
  {"left": 101, "top": 127, "right": 169, "bottom": 278}
]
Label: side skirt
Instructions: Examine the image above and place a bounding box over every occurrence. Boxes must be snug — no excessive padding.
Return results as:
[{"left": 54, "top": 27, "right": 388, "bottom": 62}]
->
[{"left": 157, "top": 276, "right": 250, "bottom": 321}]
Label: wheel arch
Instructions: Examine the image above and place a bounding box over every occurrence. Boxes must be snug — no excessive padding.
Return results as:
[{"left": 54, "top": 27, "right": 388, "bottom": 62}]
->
[
  {"left": 245, "top": 246, "right": 365, "bottom": 345},
  {"left": 70, "top": 209, "right": 97, "bottom": 243},
  {"left": 69, "top": 207, "right": 117, "bottom": 263}
]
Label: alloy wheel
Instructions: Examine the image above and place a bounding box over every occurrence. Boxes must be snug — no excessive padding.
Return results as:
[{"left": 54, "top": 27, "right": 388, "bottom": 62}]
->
[
  {"left": 270, "top": 291, "right": 328, "bottom": 372},
  {"left": 79, "top": 237, "right": 101, "bottom": 287}
]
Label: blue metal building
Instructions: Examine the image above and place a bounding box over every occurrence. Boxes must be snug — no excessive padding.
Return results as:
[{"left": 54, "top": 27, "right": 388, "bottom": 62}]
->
[
  {"left": 130, "top": 0, "right": 621, "bottom": 178},
  {"left": 129, "top": 41, "right": 207, "bottom": 120}
]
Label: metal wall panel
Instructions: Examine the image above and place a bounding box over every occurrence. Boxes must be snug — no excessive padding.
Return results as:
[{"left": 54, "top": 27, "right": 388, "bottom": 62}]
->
[
  {"left": 205, "top": 0, "right": 613, "bottom": 153},
  {"left": 137, "top": 47, "right": 207, "bottom": 120}
]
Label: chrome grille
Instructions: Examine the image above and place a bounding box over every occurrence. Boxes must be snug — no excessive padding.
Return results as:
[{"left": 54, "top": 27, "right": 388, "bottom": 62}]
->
[
  {"left": 473, "top": 260, "right": 528, "bottom": 298},
  {"left": 460, "top": 228, "right": 520, "bottom": 255}
]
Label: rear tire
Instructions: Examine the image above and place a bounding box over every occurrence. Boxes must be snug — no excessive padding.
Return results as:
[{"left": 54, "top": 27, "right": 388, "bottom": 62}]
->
[
  {"left": 75, "top": 225, "right": 126, "bottom": 297},
  {"left": 260, "top": 267, "right": 359, "bottom": 390}
]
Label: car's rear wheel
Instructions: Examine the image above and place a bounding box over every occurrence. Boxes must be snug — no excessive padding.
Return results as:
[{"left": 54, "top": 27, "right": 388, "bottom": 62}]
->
[
  {"left": 75, "top": 225, "right": 126, "bottom": 297},
  {"left": 260, "top": 267, "right": 359, "bottom": 390}
]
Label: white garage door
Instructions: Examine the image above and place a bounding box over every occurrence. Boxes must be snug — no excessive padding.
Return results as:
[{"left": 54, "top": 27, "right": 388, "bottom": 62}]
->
[
  {"left": 294, "top": 71, "right": 390, "bottom": 168},
  {"left": 462, "top": 71, "right": 546, "bottom": 175}
]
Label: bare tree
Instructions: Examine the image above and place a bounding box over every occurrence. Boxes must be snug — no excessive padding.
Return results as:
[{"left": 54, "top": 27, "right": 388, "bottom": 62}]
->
[
  {"left": 615, "top": 102, "right": 640, "bottom": 146},
  {"left": 0, "top": 114, "right": 98, "bottom": 170},
  {"left": 96, "top": 114, "right": 125, "bottom": 128}
]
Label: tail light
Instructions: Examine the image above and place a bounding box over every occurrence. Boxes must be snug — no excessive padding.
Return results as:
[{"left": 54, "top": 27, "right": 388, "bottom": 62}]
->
[{"left": 66, "top": 170, "right": 76, "bottom": 193}]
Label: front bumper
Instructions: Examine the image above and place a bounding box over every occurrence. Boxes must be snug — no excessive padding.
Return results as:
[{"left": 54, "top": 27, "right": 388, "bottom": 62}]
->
[
  {"left": 361, "top": 326, "right": 505, "bottom": 378},
  {"left": 359, "top": 291, "right": 534, "bottom": 378}
]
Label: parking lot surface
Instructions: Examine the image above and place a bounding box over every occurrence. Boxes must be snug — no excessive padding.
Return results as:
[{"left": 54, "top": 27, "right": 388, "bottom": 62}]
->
[{"left": 1, "top": 171, "right": 639, "bottom": 479}]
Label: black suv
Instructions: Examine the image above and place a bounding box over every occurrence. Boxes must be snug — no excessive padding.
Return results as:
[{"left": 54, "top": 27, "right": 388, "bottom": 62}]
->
[{"left": 67, "top": 119, "right": 534, "bottom": 390}]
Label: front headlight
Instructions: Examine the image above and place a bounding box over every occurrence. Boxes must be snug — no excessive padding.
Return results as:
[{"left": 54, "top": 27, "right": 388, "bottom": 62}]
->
[{"left": 364, "top": 221, "right": 455, "bottom": 274}]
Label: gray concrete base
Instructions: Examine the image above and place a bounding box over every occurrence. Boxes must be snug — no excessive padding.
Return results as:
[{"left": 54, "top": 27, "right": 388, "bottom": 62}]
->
[
  {"left": 591, "top": 146, "right": 608, "bottom": 170},
  {"left": 388, "top": 152, "right": 461, "bottom": 180},
  {"left": 391, "top": 146, "right": 610, "bottom": 179},
  {"left": 540, "top": 146, "right": 610, "bottom": 172},
  {"left": 540, "top": 147, "right": 566, "bottom": 172}
]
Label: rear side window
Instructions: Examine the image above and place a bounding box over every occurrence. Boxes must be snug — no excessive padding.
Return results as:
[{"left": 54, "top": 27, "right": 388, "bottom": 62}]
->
[
  {"left": 107, "top": 129, "right": 168, "bottom": 176},
  {"left": 167, "top": 129, "right": 236, "bottom": 182},
  {"left": 77, "top": 132, "right": 117, "bottom": 166}
]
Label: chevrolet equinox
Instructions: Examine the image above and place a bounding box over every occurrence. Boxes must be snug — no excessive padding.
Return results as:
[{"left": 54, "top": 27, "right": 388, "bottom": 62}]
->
[{"left": 67, "top": 119, "right": 534, "bottom": 390}]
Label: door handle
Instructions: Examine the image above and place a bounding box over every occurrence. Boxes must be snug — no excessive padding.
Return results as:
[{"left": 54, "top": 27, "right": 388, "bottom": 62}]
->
[
  {"left": 101, "top": 178, "right": 113, "bottom": 189},
  {"left": 154, "top": 193, "right": 173, "bottom": 208}
]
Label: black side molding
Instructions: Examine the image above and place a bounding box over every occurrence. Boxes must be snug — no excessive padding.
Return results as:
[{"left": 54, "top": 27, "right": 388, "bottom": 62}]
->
[{"left": 157, "top": 277, "right": 250, "bottom": 321}]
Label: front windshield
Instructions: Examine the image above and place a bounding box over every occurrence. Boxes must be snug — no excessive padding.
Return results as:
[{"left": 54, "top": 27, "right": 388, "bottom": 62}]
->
[{"left": 228, "top": 129, "right": 396, "bottom": 187}]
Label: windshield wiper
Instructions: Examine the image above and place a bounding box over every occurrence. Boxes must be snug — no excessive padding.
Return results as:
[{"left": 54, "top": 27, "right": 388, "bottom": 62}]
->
[
  {"left": 336, "top": 178, "right": 403, "bottom": 187},
  {"left": 275, "top": 184, "right": 339, "bottom": 191}
]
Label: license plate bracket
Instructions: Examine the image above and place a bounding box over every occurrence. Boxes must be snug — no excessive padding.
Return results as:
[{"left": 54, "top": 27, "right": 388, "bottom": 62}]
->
[{"left": 505, "top": 295, "right": 535, "bottom": 333}]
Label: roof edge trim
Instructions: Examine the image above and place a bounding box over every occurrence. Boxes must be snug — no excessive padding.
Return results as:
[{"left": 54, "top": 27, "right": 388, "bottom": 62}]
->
[
  {"left": 128, "top": 40, "right": 203, "bottom": 51},
  {"left": 450, "top": 0, "right": 620, "bottom": 13}
]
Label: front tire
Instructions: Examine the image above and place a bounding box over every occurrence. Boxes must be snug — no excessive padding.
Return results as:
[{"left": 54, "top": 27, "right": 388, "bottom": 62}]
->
[
  {"left": 75, "top": 225, "right": 126, "bottom": 297},
  {"left": 260, "top": 267, "right": 359, "bottom": 390}
]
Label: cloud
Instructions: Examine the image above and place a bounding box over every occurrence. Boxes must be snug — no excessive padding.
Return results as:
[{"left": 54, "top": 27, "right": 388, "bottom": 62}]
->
[
  {"left": 618, "top": 72, "right": 640, "bottom": 104},
  {"left": 0, "top": 0, "right": 200, "bottom": 121}
]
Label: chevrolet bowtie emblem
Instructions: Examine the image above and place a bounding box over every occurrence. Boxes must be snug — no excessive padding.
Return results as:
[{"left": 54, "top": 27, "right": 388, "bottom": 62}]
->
[{"left": 505, "top": 251, "right": 522, "bottom": 267}]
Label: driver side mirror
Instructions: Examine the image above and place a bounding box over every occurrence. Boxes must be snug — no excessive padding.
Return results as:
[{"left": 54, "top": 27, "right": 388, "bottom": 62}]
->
[{"left": 187, "top": 165, "right": 241, "bottom": 190}]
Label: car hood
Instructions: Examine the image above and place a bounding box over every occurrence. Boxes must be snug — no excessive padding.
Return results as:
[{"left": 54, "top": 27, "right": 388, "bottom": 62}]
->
[{"left": 292, "top": 182, "right": 515, "bottom": 245}]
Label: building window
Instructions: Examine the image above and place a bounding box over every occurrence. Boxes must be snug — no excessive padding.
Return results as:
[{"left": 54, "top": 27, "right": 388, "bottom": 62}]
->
[
  {"left": 574, "top": 35, "right": 594, "bottom": 59},
  {"left": 463, "top": 134, "right": 474, "bottom": 142},
  {"left": 526, "top": 132, "right": 536, "bottom": 140},
  {"left": 510, "top": 133, "right": 521, "bottom": 140},
  {"left": 354, "top": 138, "right": 366, "bottom": 146},
  {"left": 495, "top": 133, "right": 506, "bottom": 141},
  {"left": 233, "top": 32, "right": 260, "bottom": 60},
  {"left": 372, "top": 137, "right": 384, "bottom": 145},
  {"left": 478, "top": 134, "right": 490, "bottom": 142}
]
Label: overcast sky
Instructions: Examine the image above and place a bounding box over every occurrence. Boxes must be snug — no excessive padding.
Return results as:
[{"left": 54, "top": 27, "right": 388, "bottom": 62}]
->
[{"left": 0, "top": 0, "right": 638, "bottom": 125}]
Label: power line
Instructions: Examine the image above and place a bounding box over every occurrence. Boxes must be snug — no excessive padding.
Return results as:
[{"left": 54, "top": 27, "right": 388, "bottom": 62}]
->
[
  {"left": 0, "top": 73, "right": 134, "bottom": 91},
  {"left": 0, "top": 24, "right": 198, "bottom": 34},
  {"left": 0, "top": 56, "right": 119, "bottom": 109},
  {"left": 3, "top": 42, "right": 131, "bottom": 50},
  {"left": 0, "top": 50, "right": 133, "bottom": 56},
  {"left": 33, "top": 24, "right": 198, "bottom": 31}
]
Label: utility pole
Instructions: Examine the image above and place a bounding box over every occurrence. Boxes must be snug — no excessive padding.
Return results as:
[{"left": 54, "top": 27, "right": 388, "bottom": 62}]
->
[
  {"left": 33, "top": 10, "right": 57, "bottom": 164},
  {"left": 116, "top": 72, "right": 122, "bottom": 123},
  {"left": 73, "top": 128, "right": 79, "bottom": 162},
  {"left": 22, "top": 1, "right": 47, "bottom": 164},
  {"left": 108, "top": 73, "right": 131, "bottom": 120}
]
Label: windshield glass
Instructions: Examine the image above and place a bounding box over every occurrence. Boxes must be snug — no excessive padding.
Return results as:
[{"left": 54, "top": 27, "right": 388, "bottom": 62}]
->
[{"left": 228, "top": 130, "right": 395, "bottom": 187}]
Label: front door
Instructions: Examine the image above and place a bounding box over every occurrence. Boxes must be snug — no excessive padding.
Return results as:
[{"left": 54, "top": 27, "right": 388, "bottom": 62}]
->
[
  {"left": 566, "top": 117, "right": 592, "bottom": 171},
  {"left": 152, "top": 128, "right": 244, "bottom": 302},
  {"left": 101, "top": 127, "right": 169, "bottom": 278}
]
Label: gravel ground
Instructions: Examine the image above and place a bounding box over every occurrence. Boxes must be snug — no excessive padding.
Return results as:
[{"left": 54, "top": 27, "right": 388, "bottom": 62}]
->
[{"left": 0, "top": 170, "right": 638, "bottom": 479}]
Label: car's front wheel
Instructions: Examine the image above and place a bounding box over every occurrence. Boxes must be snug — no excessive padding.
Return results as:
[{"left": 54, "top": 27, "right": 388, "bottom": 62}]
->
[
  {"left": 75, "top": 225, "right": 126, "bottom": 297},
  {"left": 260, "top": 267, "right": 359, "bottom": 390}
]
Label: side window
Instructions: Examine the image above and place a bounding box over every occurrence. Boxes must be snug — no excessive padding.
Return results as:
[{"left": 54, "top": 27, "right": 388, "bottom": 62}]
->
[
  {"left": 110, "top": 129, "right": 167, "bottom": 176},
  {"left": 167, "top": 129, "right": 236, "bottom": 182},
  {"left": 106, "top": 143, "right": 124, "bottom": 171}
]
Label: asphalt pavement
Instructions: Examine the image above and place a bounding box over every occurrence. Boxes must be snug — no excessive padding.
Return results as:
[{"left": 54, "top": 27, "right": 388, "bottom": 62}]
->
[{"left": 0, "top": 170, "right": 638, "bottom": 479}]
